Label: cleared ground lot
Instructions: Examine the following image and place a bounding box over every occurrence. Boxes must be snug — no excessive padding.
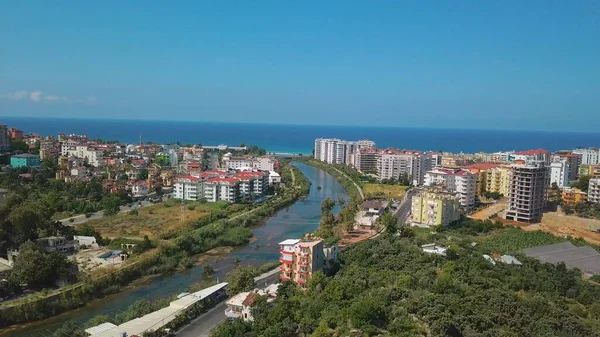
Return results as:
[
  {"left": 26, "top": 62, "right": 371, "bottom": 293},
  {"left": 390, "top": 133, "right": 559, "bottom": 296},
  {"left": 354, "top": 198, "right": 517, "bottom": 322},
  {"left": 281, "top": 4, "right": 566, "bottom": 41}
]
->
[{"left": 525, "top": 210, "right": 600, "bottom": 246}]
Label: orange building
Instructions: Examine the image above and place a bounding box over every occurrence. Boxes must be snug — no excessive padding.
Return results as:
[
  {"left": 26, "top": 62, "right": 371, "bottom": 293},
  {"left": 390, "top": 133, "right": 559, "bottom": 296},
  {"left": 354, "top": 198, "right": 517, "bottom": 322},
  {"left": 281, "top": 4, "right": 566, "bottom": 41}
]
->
[
  {"left": 279, "top": 238, "right": 330, "bottom": 289},
  {"left": 561, "top": 188, "right": 588, "bottom": 205},
  {"left": 8, "top": 128, "right": 23, "bottom": 141}
]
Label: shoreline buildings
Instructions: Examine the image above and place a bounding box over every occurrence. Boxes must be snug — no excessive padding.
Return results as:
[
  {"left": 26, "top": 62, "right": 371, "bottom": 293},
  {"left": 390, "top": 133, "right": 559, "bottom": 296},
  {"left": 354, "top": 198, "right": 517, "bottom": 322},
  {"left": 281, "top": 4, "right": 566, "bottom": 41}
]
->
[
  {"left": 313, "top": 138, "right": 375, "bottom": 165},
  {"left": 423, "top": 168, "right": 476, "bottom": 209},
  {"left": 354, "top": 148, "right": 432, "bottom": 185}
]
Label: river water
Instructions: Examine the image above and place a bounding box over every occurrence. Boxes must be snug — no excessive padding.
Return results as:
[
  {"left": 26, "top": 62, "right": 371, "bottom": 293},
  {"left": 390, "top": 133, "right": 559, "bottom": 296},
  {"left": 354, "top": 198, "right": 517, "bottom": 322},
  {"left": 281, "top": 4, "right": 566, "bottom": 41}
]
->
[{"left": 7, "top": 162, "right": 347, "bottom": 337}]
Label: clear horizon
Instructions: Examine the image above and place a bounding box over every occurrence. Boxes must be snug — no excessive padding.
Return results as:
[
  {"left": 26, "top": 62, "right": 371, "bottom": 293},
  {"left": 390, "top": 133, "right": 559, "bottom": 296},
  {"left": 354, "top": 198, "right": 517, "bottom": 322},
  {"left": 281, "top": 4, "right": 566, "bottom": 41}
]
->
[{"left": 1, "top": 2, "right": 599, "bottom": 132}]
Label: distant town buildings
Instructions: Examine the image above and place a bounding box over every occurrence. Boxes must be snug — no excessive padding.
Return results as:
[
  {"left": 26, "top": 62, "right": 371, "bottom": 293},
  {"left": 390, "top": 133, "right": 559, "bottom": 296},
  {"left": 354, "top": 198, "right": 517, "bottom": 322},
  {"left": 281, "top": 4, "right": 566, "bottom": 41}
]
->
[
  {"left": 8, "top": 127, "right": 24, "bottom": 141},
  {"left": 504, "top": 161, "right": 549, "bottom": 223},
  {"left": 222, "top": 153, "right": 277, "bottom": 171},
  {"left": 411, "top": 189, "right": 461, "bottom": 227},
  {"left": 561, "top": 188, "right": 588, "bottom": 205},
  {"left": 424, "top": 168, "right": 476, "bottom": 209},
  {"left": 355, "top": 148, "right": 431, "bottom": 185},
  {"left": 579, "top": 164, "right": 600, "bottom": 179},
  {"left": 10, "top": 153, "right": 41, "bottom": 168},
  {"left": 553, "top": 152, "right": 581, "bottom": 181},
  {"left": 313, "top": 138, "right": 375, "bottom": 165},
  {"left": 279, "top": 238, "right": 338, "bottom": 289},
  {"left": 549, "top": 159, "right": 570, "bottom": 188},
  {"left": 572, "top": 148, "right": 600, "bottom": 165},
  {"left": 514, "top": 149, "right": 551, "bottom": 166}
]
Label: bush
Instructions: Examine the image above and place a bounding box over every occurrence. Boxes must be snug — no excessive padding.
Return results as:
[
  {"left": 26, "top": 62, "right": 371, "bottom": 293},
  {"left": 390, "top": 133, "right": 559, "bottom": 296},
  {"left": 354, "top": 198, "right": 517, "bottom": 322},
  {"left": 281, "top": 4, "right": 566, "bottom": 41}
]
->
[
  {"left": 129, "top": 209, "right": 139, "bottom": 216},
  {"left": 69, "top": 218, "right": 75, "bottom": 223},
  {"left": 187, "top": 205, "right": 196, "bottom": 211},
  {"left": 84, "top": 213, "right": 92, "bottom": 218}
]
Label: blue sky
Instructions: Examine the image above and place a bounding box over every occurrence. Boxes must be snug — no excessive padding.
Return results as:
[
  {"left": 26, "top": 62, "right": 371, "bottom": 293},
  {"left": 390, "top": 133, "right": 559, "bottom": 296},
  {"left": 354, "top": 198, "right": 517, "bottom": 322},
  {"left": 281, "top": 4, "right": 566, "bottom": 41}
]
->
[{"left": 0, "top": 1, "right": 598, "bottom": 131}]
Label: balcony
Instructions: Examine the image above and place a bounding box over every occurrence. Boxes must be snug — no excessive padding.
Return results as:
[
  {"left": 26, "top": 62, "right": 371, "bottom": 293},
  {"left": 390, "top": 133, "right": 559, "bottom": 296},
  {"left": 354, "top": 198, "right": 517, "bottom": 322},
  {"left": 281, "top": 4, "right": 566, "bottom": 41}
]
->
[
  {"left": 298, "top": 259, "right": 309, "bottom": 266},
  {"left": 279, "top": 249, "right": 293, "bottom": 255},
  {"left": 296, "top": 278, "right": 307, "bottom": 285},
  {"left": 280, "top": 264, "right": 292, "bottom": 272},
  {"left": 279, "top": 256, "right": 293, "bottom": 265}
]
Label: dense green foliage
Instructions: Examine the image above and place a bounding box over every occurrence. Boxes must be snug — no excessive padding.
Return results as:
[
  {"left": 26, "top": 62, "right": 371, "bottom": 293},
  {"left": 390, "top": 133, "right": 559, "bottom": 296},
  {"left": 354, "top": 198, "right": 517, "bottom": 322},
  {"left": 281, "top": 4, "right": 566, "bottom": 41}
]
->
[
  {"left": 212, "top": 226, "right": 600, "bottom": 337},
  {"left": 226, "top": 266, "right": 258, "bottom": 296},
  {"left": 8, "top": 241, "right": 77, "bottom": 290},
  {"left": 563, "top": 202, "right": 600, "bottom": 220},
  {"left": 571, "top": 176, "right": 591, "bottom": 192}
]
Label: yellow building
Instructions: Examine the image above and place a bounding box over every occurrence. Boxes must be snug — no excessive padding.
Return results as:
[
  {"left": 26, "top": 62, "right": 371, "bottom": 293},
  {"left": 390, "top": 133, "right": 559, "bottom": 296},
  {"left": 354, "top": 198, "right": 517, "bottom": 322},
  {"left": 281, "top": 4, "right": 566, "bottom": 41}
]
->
[
  {"left": 411, "top": 189, "right": 461, "bottom": 227},
  {"left": 485, "top": 167, "right": 511, "bottom": 196},
  {"left": 561, "top": 188, "right": 588, "bottom": 205},
  {"left": 579, "top": 164, "right": 600, "bottom": 178}
]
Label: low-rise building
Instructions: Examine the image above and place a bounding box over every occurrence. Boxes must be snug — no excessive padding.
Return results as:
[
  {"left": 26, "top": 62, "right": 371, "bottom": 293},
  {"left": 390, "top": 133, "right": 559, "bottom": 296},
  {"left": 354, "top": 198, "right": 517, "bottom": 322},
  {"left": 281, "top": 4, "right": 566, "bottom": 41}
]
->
[
  {"left": 268, "top": 171, "right": 281, "bottom": 185},
  {"left": 421, "top": 243, "right": 447, "bottom": 256},
  {"left": 132, "top": 181, "right": 150, "bottom": 197},
  {"left": 411, "top": 189, "right": 461, "bottom": 227},
  {"left": 8, "top": 127, "right": 24, "bottom": 141},
  {"left": 441, "top": 155, "right": 474, "bottom": 168},
  {"left": 561, "top": 188, "right": 588, "bottom": 204},
  {"left": 225, "top": 284, "right": 279, "bottom": 321},
  {"left": 37, "top": 236, "right": 78, "bottom": 253},
  {"left": 70, "top": 166, "right": 89, "bottom": 177},
  {"left": 589, "top": 179, "right": 600, "bottom": 204},
  {"left": 361, "top": 200, "right": 384, "bottom": 215},
  {"left": 10, "top": 153, "right": 41, "bottom": 168}
]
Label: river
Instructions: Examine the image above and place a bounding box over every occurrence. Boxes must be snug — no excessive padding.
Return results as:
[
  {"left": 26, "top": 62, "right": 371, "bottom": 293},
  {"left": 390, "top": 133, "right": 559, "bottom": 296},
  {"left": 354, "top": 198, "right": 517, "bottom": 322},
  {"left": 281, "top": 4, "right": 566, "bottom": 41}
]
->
[{"left": 6, "top": 162, "right": 347, "bottom": 337}]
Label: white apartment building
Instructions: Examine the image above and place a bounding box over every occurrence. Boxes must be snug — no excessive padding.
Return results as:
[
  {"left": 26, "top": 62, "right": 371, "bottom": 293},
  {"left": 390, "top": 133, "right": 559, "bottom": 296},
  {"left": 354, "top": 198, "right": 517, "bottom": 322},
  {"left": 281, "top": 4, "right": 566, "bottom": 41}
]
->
[
  {"left": 314, "top": 138, "right": 375, "bottom": 165},
  {"left": 61, "top": 143, "right": 105, "bottom": 167},
  {"left": 491, "top": 151, "right": 515, "bottom": 163},
  {"left": 572, "top": 148, "right": 600, "bottom": 165},
  {"left": 550, "top": 160, "right": 570, "bottom": 188},
  {"left": 222, "top": 154, "right": 276, "bottom": 171},
  {"left": 424, "top": 169, "right": 476, "bottom": 209},
  {"left": 174, "top": 176, "right": 203, "bottom": 201},
  {"left": 377, "top": 149, "right": 431, "bottom": 186},
  {"left": 589, "top": 178, "right": 600, "bottom": 204},
  {"left": 203, "top": 178, "right": 241, "bottom": 203},
  {"left": 514, "top": 149, "right": 551, "bottom": 165}
]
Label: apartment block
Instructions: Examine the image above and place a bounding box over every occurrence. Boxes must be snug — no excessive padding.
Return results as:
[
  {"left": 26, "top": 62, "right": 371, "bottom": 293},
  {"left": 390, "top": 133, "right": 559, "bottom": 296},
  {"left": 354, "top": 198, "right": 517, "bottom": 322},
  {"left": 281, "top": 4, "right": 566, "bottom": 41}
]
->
[
  {"left": 11, "top": 154, "right": 41, "bottom": 168},
  {"left": 441, "top": 155, "right": 474, "bottom": 168},
  {"left": 589, "top": 179, "right": 600, "bottom": 204},
  {"left": 550, "top": 160, "right": 570, "bottom": 188},
  {"left": 553, "top": 152, "right": 581, "bottom": 181},
  {"left": 514, "top": 149, "right": 551, "bottom": 165},
  {"left": 279, "top": 238, "right": 337, "bottom": 289},
  {"left": 174, "top": 169, "right": 267, "bottom": 203},
  {"left": 371, "top": 149, "right": 431, "bottom": 185},
  {"left": 579, "top": 164, "right": 600, "bottom": 179},
  {"left": 0, "top": 125, "right": 9, "bottom": 151},
  {"left": 572, "top": 148, "right": 600, "bottom": 165},
  {"left": 424, "top": 168, "right": 476, "bottom": 209},
  {"left": 354, "top": 148, "right": 379, "bottom": 173},
  {"left": 465, "top": 163, "right": 501, "bottom": 196},
  {"left": 40, "top": 140, "right": 60, "bottom": 161},
  {"left": 485, "top": 167, "right": 511, "bottom": 196},
  {"left": 203, "top": 177, "right": 241, "bottom": 203},
  {"left": 561, "top": 188, "right": 588, "bottom": 205},
  {"left": 222, "top": 154, "right": 276, "bottom": 171},
  {"left": 314, "top": 138, "right": 375, "bottom": 165},
  {"left": 504, "top": 162, "right": 549, "bottom": 223},
  {"left": 411, "top": 189, "right": 461, "bottom": 227}
]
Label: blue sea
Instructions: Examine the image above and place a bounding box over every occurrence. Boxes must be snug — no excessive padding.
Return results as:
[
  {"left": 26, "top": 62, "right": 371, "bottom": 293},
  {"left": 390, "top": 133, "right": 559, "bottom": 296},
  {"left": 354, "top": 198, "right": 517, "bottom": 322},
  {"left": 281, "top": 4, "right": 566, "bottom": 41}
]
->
[{"left": 3, "top": 117, "right": 600, "bottom": 154}]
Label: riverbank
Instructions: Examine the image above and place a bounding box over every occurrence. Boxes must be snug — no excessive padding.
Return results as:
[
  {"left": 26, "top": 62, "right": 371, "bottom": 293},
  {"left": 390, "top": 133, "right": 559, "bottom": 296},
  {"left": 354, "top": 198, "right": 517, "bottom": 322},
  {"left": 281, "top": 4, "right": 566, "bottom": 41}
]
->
[{"left": 0, "top": 162, "right": 310, "bottom": 333}]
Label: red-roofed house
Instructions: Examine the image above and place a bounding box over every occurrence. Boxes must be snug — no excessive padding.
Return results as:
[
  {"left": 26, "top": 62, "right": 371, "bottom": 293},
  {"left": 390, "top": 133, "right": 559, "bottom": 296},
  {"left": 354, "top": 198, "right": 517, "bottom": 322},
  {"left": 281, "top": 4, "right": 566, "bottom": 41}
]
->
[
  {"left": 132, "top": 181, "right": 150, "bottom": 197},
  {"left": 204, "top": 177, "right": 241, "bottom": 203}
]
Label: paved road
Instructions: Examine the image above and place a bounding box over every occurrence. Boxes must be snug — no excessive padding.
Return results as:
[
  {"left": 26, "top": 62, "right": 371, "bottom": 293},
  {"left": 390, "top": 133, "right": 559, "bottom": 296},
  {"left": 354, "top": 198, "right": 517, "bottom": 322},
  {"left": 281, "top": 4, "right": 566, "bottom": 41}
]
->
[
  {"left": 395, "top": 189, "right": 416, "bottom": 225},
  {"left": 331, "top": 167, "right": 365, "bottom": 200},
  {"left": 59, "top": 194, "right": 172, "bottom": 226},
  {"left": 176, "top": 270, "right": 281, "bottom": 337}
]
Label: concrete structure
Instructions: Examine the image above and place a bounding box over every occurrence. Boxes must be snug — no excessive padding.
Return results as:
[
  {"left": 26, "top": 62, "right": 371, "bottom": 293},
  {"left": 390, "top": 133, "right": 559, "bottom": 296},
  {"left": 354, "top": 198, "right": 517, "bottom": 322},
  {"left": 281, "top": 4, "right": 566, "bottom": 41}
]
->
[
  {"left": 561, "top": 188, "right": 587, "bottom": 205},
  {"left": 36, "top": 236, "right": 78, "bottom": 253},
  {"left": 0, "top": 125, "right": 9, "bottom": 151},
  {"left": 74, "top": 235, "right": 98, "bottom": 248},
  {"left": 70, "top": 166, "right": 89, "bottom": 177},
  {"left": 354, "top": 148, "right": 379, "bottom": 173},
  {"left": 424, "top": 168, "right": 476, "bottom": 209},
  {"left": 356, "top": 148, "right": 431, "bottom": 185},
  {"left": 88, "top": 282, "right": 228, "bottom": 337},
  {"left": 421, "top": 243, "right": 447, "bottom": 256},
  {"left": 10, "top": 153, "right": 41, "bottom": 168},
  {"left": 279, "top": 238, "right": 336, "bottom": 289},
  {"left": 411, "top": 189, "right": 461, "bottom": 227},
  {"left": 504, "top": 162, "right": 549, "bottom": 223},
  {"left": 500, "top": 255, "right": 522, "bottom": 266},
  {"left": 314, "top": 138, "right": 375, "bottom": 165},
  {"left": 550, "top": 159, "right": 570, "bottom": 188},
  {"left": 573, "top": 148, "right": 600, "bottom": 165},
  {"left": 485, "top": 167, "right": 511, "bottom": 196},
  {"left": 579, "top": 164, "right": 600, "bottom": 179},
  {"left": 589, "top": 179, "right": 600, "bottom": 204},
  {"left": 40, "top": 140, "right": 60, "bottom": 160},
  {"left": 361, "top": 200, "right": 384, "bottom": 215}
]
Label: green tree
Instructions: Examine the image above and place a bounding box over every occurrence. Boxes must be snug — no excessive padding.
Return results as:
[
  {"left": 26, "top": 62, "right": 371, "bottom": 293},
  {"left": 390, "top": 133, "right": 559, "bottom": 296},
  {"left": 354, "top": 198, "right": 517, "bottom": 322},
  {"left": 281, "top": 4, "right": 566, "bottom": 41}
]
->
[
  {"left": 54, "top": 321, "right": 86, "bottom": 337},
  {"left": 10, "top": 140, "right": 30, "bottom": 152},
  {"left": 102, "top": 196, "right": 120, "bottom": 216},
  {"left": 226, "top": 266, "right": 256, "bottom": 296},
  {"left": 8, "top": 204, "right": 45, "bottom": 245},
  {"left": 9, "top": 242, "right": 51, "bottom": 289},
  {"left": 139, "top": 169, "right": 149, "bottom": 180},
  {"left": 379, "top": 211, "right": 397, "bottom": 236},
  {"left": 571, "top": 175, "right": 591, "bottom": 192}
]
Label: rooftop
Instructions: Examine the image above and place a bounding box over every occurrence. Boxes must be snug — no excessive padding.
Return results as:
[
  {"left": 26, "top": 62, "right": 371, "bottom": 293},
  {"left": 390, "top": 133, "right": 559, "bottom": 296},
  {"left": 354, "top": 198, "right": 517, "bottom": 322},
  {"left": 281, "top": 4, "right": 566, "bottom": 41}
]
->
[
  {"left": 515, "top": 149, "right": 549, "bottom": 155},
  {"left": 279, "top": 239, "right": 301, "bottom": 246},
  {"left": 465, "top": 162, "right": 500, "bottom": 170},
  {"left": 523, "top": 242, "right": 600, "bottom": 275},
  {"left": 11, "top": 153, "right": 40, "bottom": 158}
]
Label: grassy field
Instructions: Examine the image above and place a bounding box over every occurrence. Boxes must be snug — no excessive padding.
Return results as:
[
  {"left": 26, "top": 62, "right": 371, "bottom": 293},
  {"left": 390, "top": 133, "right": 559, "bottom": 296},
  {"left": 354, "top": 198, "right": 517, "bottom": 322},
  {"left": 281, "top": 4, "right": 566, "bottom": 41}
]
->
[
  {"left": 84, "top": 199, "right": 235, "bottom": 239},
  {"left": 363, "top": 183, "right": 408, "bottom": 199}
]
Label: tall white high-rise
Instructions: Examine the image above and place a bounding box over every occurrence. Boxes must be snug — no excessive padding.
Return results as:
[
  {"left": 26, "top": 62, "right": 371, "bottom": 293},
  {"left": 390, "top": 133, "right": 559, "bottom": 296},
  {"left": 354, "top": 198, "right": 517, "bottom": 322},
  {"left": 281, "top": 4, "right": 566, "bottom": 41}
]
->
[
  {"left": 314, "top": 138, "right": 375, "bottom": 165},
  {"left": 572, "top": 148, "right": 600, "bottom": 165}
]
